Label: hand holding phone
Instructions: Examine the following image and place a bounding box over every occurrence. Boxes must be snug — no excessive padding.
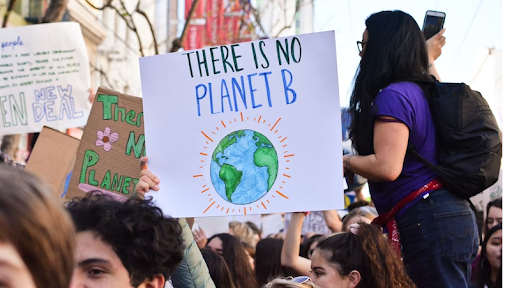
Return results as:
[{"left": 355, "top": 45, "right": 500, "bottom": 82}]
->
[{"left": 422, "top": 10, "right": 446, "bottom": 40}]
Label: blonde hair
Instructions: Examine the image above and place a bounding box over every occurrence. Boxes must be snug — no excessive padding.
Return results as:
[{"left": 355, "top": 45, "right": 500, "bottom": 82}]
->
[
  {"left": 265, "top": 278, "right": 314, "bottom": 288},
  {"left": 229, "top": 221, "right": 256, "bottom": 247}
]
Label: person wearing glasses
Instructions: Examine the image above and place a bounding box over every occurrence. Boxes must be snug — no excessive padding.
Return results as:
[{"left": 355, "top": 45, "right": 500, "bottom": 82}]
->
[
  {"left": 343, "top": 10, "right": 478, "bottom": 288},
  {"left": 264, "top": 276, "right": 313, "bottom": 288}
]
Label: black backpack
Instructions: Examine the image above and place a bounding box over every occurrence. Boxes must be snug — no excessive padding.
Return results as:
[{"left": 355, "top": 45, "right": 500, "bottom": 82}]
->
[{"left": 408, "top": 79, "right": 502, "bottom": 199}]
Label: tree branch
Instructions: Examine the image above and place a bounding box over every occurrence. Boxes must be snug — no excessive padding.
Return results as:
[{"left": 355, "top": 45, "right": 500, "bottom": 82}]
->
[
  {"left": 2, "top": 0, "right": 17, "bottom": 28},
  {"left": 239, "top": 0, "right": 267, "bottom": 37},
  {"left": 170, "top": 0, "right": 201, "bottom": 52},
  {"left": 274, "top": 0, "right": 302, "bottom": 38},
  {"left": 42, "top": 0, "right": 70, "bottom": 23},
  {"left": 135, "top": 4, "right": 159, "bottom": 54},
  {"left": 91, "top": 64, "right": 115, "bottom": 89},
  {"left": 84, "top": 0, "right": 113, "bottom": 10}
]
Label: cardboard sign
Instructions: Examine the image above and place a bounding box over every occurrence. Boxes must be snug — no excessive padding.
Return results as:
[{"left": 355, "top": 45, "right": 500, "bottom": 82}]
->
[
  {"left": 139, "top": 31, "right": 344, "bottom": 217},
  {"left": 284, "top": 211, "right": 331, "bottom": 235},
  {"left": 0, "top": 22, "right": 91, "bottom": 135},
  {"left": 65, "top": 88, "right": 144, "bottom": 201},
  {"left": 25, "top": 126, "right": 79, "bottom": 199}
]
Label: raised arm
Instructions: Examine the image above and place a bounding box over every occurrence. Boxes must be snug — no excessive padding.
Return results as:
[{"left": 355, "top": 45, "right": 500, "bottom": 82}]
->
[
  {"left": 281, "top": 213, "right": 312, "bottom": 275},
  {"left": 426, "top": 28, "right": 446, "bottom": 81},
  {"left": 322, "top": 210, "right": 342, "bottom": 233}
]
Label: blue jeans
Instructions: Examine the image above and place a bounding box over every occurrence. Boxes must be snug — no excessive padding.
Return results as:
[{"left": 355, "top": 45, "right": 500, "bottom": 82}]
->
[{"left": 397, "top": 188, "right": 479, "bottom": 288}]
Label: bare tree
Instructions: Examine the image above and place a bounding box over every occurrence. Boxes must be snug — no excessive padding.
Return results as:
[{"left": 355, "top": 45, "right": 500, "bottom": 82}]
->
[
  {"left": 2, "top": 0, "right": 17, "bottom": 28},
  {"left": 85, "top": 0, "right": 158, "bottom": 56}
]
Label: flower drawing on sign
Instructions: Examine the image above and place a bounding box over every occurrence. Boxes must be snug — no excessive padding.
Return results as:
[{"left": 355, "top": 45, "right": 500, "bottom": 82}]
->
[{"left": 95, "top": 127, "right": 119, "bottom": 152}]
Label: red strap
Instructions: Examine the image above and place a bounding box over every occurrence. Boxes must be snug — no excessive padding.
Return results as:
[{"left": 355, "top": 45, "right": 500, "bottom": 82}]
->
[{"left": 372, "top": 179, "right": 443, "bottom": 257}]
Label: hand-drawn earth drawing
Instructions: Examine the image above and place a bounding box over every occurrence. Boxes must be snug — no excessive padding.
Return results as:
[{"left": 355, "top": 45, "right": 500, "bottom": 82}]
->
[{"left": 210, "top": 130, "right": 278, "bottom": 205}]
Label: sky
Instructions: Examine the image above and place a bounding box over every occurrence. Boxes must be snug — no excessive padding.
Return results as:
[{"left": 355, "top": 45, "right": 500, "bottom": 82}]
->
[{"left": 313, "top": 0, "right": 503, "bottom": 106}]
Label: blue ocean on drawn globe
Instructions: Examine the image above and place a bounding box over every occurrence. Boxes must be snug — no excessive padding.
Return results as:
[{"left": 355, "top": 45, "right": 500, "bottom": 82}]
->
[{"left": 210, "top": 130, "right": 278, "bottom": 205}]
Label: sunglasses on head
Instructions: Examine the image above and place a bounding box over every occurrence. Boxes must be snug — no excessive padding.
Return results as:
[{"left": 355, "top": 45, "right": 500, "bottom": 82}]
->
[{"left": 290, "top": 276, "right": 312, "bottom": 284}]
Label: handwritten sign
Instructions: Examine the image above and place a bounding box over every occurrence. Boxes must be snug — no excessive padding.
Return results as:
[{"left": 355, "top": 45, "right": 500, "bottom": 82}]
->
[
  {"left": 65, "top": 88, "right": 144, "bottom": 201},
  {"left": 139, "top": 31, "right": 344, "bottom": 217},
  {"left": 0, "top": 22, "right": 90, "bottom": 135},
  {"left": 284, "top": 211, "right": 331, "bottom": 235}
]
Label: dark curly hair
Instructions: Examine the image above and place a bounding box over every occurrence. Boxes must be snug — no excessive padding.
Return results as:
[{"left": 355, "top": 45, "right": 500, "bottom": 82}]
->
[
  {"left": 315, "top": 223, "right": 416, "bottom": 288},
  {"left": 66, "top": 192, "right": 184, "bottom": 286}
]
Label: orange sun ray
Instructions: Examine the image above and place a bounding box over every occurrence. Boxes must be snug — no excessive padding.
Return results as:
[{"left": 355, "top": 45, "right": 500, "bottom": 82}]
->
[
  {"left": 201, "top": 188, "right": 209, "bottom": 193},
  {"left": 276, "top": 191, "right": 289, "bottom": 199},
  {"left": 280, "top": 137, "right": 287, "bottom": 143},
  {"left": 203, "top": 201, "right": 215, "bottom": 214},
  {"left": 221, "top": 121, "right": 226, "bottom": 128},
  {"left": 270, "top": 118, "right": 281, "bottom": 131},
  {"left": 283, "top": 174, "right": 291, "bottom": 178},
  {"left": 193, "top": 175, "right": 203, "bottom": 178},
  {"left": 261, "top": 202, "right": 267, "bottom": 209},
  {"left": 201, "top": 131, "right": 214, "bottom": 142}
]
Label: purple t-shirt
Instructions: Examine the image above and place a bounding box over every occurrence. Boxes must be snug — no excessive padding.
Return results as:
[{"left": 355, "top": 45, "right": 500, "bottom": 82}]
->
[{"left": 369, "top": 82, "right": 438, "bottom": 214}]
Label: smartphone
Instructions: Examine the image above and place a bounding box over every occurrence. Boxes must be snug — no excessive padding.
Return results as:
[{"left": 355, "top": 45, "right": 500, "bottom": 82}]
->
[{"left": 422, "top": 10, "right": 446, "bottom": 40}]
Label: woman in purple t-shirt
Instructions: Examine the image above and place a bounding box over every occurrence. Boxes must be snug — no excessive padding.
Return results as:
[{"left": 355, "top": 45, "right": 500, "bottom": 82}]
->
[{"left": 343, "top": 11, "right": 479, "bottom": 288}]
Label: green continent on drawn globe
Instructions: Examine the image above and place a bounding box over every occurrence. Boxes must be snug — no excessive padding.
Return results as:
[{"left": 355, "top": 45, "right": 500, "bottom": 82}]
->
[{"left": 210, "top": 130, "right": 278, "bottom": 205}]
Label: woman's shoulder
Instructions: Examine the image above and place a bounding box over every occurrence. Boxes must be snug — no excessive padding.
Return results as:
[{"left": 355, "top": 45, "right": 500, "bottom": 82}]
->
[{"left": 383, "top": 81, "right": 422, "bottom": 94}]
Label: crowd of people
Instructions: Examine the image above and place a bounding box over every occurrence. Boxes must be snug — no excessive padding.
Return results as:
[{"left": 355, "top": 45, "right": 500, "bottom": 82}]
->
[{"left": 0, "top": 9, "right": 503, "bottom": 288}]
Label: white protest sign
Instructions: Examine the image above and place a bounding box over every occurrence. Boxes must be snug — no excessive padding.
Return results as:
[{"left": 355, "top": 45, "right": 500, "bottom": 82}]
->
[
  {"left": 193, "top": 217, "right": 230, "bottom": 238},
  {"left": 139, "top": 31, "right": 344, "bottom": 217},
  {"left": 284, "top": 211, "right": 331, "bottom": 235},
  {"left": 261, "top": 213, "right": 285, "bottom": 238},
  {"left": 0, "top": 22, "right": 90, "bottom": 135}
]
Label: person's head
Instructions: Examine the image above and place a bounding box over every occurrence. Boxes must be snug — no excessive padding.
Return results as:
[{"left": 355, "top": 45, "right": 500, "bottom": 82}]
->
[
  {"left": 341, "top": 206, "right": 378, "bottom": 232},
  {"left": 485, "top": 198, "right": 502, "bottom": 235},
  {"left": 0, "top": 165, "right": 75, "bottom": 288},
  {"left": 200, "top": 248, "right": 236, "bottom": 288},
  {"left": 478, "top": 223, "right": 502, "bottom": 287},
  {"left": 67, "top": 192, "right": 184, "bottom": 288},
  {"left": 349, "top": 10, "right": 431, "bottom": 155},
  {"left": 347, "top": 200, "right": 371, "bottom": 212},
  {"left": 264, "top": 277, "right": 314, "bottom": 288},
  {"left": 311, "top": 223, "right": 415, "bottom": 288},
  {"left": 207, "top": 233, "right": 259, "bottom": 288},
  {"left": 303, "top": 234, "right": 323, "bottom": 260},
  {"left": 229, "top": 221, "right": 256, "bottom": 247},
  {"left": 246, "top": 221, "right": 262, "bottom": 243},
  {"left": 255, "top": 238, "right": 285, "bottom": 286}
]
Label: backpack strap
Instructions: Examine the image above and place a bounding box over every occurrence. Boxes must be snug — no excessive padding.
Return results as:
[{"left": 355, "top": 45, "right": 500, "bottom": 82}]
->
[{"left": 406, "top": 144, "right": 438, "bottom": 170}]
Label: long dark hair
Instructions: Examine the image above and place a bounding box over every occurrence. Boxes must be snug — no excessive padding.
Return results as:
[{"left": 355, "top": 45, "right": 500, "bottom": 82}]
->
[
  {"left": 208, "top": 233, "right": 259, "bottom": 288},
  {"left": 485, "top": 198, "right": 502, "bottom": 235},
  {"left": 200, "top": 248, "right": 236, "bottom": 288},
  {"left": 315, "top": 223, "right": 416, "bottom": 288},
  {"left": 255, "top": 238, "right": 285, "bottom": 286},
  {"left": 349, "top": 10, "right": 431, "bottom": 155},
  {"left": 476, "top": 223, "right": 502, "bottom": 288}
]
